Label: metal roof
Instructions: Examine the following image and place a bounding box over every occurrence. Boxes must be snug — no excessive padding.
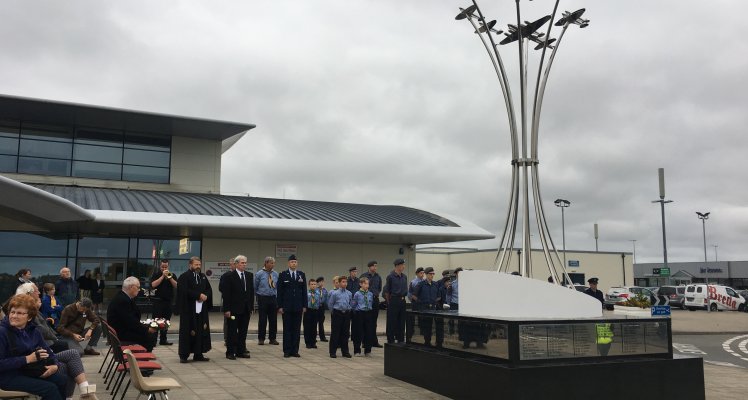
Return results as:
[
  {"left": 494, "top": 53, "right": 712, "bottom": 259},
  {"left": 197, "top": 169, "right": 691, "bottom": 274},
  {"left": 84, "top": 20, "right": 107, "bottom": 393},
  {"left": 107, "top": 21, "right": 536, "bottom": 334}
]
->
[
  {"left": 33, "top": 185, "right": 458, "bottom": 227},
  {"left": 0, "top": 94, "right": 255, "bottom": 141}
]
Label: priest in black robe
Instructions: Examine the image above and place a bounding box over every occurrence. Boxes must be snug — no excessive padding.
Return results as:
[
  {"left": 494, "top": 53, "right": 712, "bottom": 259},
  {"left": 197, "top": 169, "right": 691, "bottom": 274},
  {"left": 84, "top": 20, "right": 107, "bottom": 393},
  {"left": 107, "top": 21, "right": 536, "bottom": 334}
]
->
[{"left": 176, "top": 256, "right": 213, "bottom": 363}]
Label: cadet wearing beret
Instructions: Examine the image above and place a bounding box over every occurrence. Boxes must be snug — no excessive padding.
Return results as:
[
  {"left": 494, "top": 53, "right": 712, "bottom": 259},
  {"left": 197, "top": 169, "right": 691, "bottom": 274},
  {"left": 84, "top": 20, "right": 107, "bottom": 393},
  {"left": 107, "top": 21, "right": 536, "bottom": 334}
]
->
[
  {"left": 584, "top": 277, "right": 605, "bottom": 305},
  {"left": 383, "top": 258, "right": 408, "bottom": 344}
]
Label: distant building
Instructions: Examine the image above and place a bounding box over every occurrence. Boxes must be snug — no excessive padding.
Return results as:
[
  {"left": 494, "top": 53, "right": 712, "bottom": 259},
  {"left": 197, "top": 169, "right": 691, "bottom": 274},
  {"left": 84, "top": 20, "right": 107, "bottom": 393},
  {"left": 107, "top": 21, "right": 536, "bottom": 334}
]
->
[
  {"left": 634, "top": 261, "right": 748, "bottom": 289},
  {"left": 0, "top": 94, "right": 492, "bottom": 303},
  {"left": 417, "top": 247, "right": 633, "bottom": 293}
]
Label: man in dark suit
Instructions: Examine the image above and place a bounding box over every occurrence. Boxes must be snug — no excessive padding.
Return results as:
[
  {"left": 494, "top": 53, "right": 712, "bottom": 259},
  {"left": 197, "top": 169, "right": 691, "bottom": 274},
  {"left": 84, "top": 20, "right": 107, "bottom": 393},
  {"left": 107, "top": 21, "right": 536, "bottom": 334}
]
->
[
  {"left": 276, "top": 254, "right": 306, "bottom": 358},
  {"left": 221, "top": 255, "right": 255, "bottom": 360},
  {"left": 107, "top": 276, "right": 157, "bottom": 351}
]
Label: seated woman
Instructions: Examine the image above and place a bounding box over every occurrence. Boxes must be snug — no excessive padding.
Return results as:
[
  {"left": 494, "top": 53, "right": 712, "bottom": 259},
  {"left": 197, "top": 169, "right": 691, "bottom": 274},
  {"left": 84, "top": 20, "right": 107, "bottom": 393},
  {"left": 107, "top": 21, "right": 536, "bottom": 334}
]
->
[
  {"left": 41, "top": 283, "right": 64, "bottom": 327},
  {"left": 0, "top": 294, "right": 98, "bottom": 400},
  {"left": 15, "top": 283, "right": 69, "bottom": 354}
]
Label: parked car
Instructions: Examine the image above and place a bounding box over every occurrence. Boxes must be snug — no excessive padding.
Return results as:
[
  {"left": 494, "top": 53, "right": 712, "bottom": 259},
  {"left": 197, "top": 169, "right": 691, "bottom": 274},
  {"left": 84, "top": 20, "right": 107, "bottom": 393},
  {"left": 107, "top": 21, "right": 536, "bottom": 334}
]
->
[
  {"left": 684, "top": 284, "right": 746, "bottom": 311},
  {"left": 604, "top": 286, "right": 656, "bottom": 310},
  {"left": 658, "top": 286, "right": 686, "bottom": 309},
  {"left": 646, "top": 287, "right": 660, "bottom": 295}
]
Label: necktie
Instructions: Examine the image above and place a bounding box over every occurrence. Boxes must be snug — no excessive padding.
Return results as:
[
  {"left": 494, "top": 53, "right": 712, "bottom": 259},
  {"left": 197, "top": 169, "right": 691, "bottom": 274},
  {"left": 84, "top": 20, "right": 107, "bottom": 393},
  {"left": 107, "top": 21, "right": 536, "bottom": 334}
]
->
[
  {"left": 292, "top": 271, "right": 296, "bottom": 281},
  {"left": 240, "top": 272, "right": 246, "bottom": 291}
]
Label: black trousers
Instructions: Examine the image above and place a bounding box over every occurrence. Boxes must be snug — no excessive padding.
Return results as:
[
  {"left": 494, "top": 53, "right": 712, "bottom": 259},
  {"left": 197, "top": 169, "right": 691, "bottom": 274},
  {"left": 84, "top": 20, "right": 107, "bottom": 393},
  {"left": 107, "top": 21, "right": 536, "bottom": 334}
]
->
[
  {"left": 419, "top": 306, "right": 444, "bottom": 346},
  {"left": 386, "top": 296, "right": 406, "bottom": 343},
  {"left": 152, "top": 298, "right": 173, "bottom": 343},
  {"left": 257, "top": 295, "right": 277, "bottom": 342},
  {"left": 316, "top": 307, "right": 327, "bottom": 340},
  {"left": 352, "top": 310, "right": 375, "bottom": 354},
  {"left": 303, "top": 308, "right": 319, "bottom": 346},
  {"left": 329, "top": 309, "right": 351, "bottom": 355},
  {"left": 226, "top": 309, "right": 250, "bottom": 356},
  {"left": 282, "top": 310, "right": 302, "bottom": 355}
]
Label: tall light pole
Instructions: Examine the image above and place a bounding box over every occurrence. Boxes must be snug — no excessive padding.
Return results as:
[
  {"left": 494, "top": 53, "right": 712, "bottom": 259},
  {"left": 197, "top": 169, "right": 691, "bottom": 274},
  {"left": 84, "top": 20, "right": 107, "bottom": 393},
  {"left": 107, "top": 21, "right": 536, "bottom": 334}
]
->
[
  {"left": 711, "top": 244, "right": 718, "bottom": 262},
  {"left": 651, "top": 168, "right": 673, "bottom": 282},
  {"left": 554, "top": 199, "right": 571, "bottom": 268},
  {"left": 629, "top": 239, "right": 637, "bottom": 264},
  {"left": 696, "top": 212, "right": 710, "bottom": 262},
  {"left": 594, "top": 223, "right": 599, "bottom": 251}
]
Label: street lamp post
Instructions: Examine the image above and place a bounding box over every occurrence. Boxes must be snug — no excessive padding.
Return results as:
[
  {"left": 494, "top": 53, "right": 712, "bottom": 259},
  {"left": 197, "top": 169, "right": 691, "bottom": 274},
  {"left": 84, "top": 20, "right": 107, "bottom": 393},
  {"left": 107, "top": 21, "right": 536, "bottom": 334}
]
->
[
  {"left": 696, "top": 212, "right": 710, "bottom": 263},
  {"left": 629, "top": 239, "right": 637, "bottom": 264},
  {"left": 711, "top": 244, "right": 718, "bottom": 262},
  {"left": 652, "top": 168, "right": 673, "bottom": 284},
  {"left": 554, "top": 199, "right": 571, "bottom": 268}
]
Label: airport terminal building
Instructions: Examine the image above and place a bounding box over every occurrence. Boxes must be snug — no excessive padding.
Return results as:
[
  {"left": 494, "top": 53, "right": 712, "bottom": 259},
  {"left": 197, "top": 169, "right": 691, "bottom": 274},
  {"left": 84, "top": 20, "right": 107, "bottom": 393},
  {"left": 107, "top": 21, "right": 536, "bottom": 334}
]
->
[{"left": 0, "top": 95, "right": 493, "bottom": 303}]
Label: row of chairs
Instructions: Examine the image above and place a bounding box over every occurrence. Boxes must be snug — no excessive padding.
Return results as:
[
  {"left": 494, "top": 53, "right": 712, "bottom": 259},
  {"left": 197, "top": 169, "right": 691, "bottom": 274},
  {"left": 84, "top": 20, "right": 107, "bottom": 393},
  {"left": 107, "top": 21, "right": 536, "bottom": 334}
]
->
[{"left": 99, "top": 319, "right": 181, "bottom": 400}]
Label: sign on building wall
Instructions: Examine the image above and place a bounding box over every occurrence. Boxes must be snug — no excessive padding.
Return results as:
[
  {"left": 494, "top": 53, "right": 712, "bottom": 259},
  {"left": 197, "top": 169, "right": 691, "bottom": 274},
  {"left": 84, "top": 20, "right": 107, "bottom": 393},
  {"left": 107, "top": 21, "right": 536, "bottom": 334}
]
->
[
  {"left": 276, "top": 244, "right": 298, "bottom": 259},
  {"left": 178, "top": 238, "right": 190, "bottom": 255},
  {"left": 568, "top": 260, "right": 580, "bottom": 267}
]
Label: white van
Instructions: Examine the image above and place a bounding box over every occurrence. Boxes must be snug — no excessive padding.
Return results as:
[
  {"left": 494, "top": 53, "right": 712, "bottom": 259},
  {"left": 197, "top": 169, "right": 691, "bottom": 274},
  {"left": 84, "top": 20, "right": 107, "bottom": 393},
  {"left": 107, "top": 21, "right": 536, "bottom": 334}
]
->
[{"left": 684, "top": 284, "right": 746, "bottom": 311}]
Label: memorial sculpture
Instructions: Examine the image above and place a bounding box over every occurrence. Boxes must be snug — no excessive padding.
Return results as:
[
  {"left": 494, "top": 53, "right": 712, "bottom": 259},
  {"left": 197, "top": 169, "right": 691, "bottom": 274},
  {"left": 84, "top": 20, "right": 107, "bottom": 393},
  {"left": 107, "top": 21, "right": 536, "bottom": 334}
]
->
[{"left": 384, "top": 2, "right": 706, "bottom": 398}]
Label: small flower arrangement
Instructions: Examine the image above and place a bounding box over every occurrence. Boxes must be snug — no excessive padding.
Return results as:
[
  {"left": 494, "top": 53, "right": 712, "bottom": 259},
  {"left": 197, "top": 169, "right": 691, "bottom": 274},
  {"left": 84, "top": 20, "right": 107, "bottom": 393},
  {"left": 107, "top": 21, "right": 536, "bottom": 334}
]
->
[{"left": 141, "top": 318, "right": 171, "bottom": 329}]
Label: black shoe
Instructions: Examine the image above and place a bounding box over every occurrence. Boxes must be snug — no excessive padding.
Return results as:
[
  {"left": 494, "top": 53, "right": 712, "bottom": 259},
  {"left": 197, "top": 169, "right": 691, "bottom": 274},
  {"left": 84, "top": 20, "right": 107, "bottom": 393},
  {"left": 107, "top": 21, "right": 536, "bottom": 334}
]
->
[
  {"left": 320, "top": 339, "right": 329, "bottom": 342},
  {"left": 226, "top": 354, "right": 236, "bottom": 360},
  {"left": 159, "top": 341, "right": 174, "bottom": 346},
  {"left": 258, "top": 341, "right": 265, "bottom": 345},
  {"left": 269, "top": 340, "right": 280, "bottom": 345},
  {"left": 237, "top": 353, "right": 251, "bottom": 359},
  {"left": 179, "top": 358, "right": 189, "bottom": 364},
  {"left": 193, "top": 356, "right": 210, "bottom": 362},
  {"left": 142, "top": 370, "right": 154, "bottom": 377},
  {"left": 292, "top": 353, "right": 301, "bottom": 358},
  {"left": 372, "top": 343, "right": 383, "bottom": 348},
  {"left": 306, "top": 345, "right": 317, "bottom": 349},
  {"left": 342, "top": 353, "right": 352, "bottom": 358},
  {"left": 330, "top": 354, "right": 337, "bottom": 358},
  {"left": 284, "top": 353, "right": 291, "bottom": 358}
]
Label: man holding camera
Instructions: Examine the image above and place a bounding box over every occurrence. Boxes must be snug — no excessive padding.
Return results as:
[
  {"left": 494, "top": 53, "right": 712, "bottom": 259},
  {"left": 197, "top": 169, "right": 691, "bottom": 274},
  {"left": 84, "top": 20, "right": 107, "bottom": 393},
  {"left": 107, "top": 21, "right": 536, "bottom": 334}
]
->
[{"left": 150, "top": 259, "right": 177, "bottom": 345}]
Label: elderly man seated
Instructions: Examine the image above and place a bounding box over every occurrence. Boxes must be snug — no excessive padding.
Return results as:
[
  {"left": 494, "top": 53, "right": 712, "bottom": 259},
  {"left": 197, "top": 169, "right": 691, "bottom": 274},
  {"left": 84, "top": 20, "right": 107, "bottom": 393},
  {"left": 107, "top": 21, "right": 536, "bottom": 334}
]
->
[
  {"left": 57, "top": 298, "right": 102, "bottom": 356},
  {"left": 107, "top": 277, "right": 157, "bottom": 352}
]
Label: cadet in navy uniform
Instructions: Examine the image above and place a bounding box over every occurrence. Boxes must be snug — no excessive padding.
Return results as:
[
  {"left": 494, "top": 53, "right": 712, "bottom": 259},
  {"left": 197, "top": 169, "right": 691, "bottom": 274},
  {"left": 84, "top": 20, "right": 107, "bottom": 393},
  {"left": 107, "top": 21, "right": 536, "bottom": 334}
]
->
[
  {"left": 360, "top": 260, "right": 383, "bottom": 347},
  {"left": 406, "top": 267, "right": 425, "bottom": 343},
  {"left": 383, "top": 258, "right": 408, "bottom": 344},
  {"left": 277, "top": 254, "right": 306, "bottom": 358},
  {"left": 303, "top": 279, "right": 321, "bottom": 349},
  {"left": 327, "top": 276, "right": 353, "bottom": 358},
  {"left": 584, "top": 277, "right": 605, "bottom": 305},
  {"left": 315, "top": 277, "right": 329, "bottom": 343},
  {"left": 222, "top": 255, "right": 255, "bottom": 360},
  {"left": 414, "top": 267, "right": 444, "bottom": 347}
]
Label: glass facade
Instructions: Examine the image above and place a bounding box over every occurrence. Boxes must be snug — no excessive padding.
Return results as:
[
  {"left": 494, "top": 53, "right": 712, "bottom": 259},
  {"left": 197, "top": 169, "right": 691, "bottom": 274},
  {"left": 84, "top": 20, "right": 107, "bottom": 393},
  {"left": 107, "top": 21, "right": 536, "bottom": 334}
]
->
[
  {"left": 0, "top": 232, "right": 200, "bottom": 305},
  {"left": 0, "top": 119, "right": 170, "bottom": 183}
]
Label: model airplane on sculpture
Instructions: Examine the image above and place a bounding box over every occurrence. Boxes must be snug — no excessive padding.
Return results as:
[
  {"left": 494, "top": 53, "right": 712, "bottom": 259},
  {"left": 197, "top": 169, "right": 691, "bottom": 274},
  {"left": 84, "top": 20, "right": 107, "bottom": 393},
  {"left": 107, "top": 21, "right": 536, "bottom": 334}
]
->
[
  {"left": 474, "top": 19, "right": 503, "bottom": 35},
  {"left": 499, "top": 15, "right": 552, "bottom": 45},
  {"left": 555, "top": 8, "right": 589, "bottom": 28}
]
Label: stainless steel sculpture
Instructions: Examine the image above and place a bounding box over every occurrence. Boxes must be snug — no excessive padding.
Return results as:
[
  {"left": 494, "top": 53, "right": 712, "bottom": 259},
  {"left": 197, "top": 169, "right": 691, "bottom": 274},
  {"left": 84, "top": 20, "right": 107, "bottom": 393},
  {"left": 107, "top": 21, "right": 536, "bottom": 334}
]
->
[{"left": 455, "top": 1, "right": 589, "bottom": 284}]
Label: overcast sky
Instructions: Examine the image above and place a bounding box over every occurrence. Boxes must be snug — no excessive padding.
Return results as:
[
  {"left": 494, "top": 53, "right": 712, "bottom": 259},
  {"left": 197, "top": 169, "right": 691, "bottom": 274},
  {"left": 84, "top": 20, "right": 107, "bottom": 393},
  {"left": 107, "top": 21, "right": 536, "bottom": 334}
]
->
[{"left": 2, "top": 0, "right": 746, "bottom": 264}]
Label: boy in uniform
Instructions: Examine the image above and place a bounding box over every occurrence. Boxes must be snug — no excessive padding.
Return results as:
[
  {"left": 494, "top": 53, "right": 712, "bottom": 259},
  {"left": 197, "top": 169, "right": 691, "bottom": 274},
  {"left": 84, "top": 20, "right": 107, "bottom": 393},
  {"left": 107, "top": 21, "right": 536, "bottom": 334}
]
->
[
  {"left": 315, "top": 277, "right": 328, "bottom": 342},
  {"left": 304, "top": 279, "right": 321, "bottom": 349},
  {"left": 351, "top": 276, "right": 374, "bottom": 357},
  {"left": 327, "top": 276, "right": 352, "bottom": 358}
]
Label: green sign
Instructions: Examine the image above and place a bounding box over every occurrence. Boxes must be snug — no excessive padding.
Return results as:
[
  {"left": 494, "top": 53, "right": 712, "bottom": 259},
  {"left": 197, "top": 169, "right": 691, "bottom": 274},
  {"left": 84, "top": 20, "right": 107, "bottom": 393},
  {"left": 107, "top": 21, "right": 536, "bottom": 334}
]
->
[{"left": 660, "top": 268, "right": 670, "bottom": 277}]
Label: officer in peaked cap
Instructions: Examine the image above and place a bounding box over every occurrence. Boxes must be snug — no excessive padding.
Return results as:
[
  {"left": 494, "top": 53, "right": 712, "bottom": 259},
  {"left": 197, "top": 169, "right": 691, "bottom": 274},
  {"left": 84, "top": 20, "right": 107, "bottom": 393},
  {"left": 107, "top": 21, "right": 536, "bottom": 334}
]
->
[{"left": 584, "top": 277, "right": 604, "bottom": 305}]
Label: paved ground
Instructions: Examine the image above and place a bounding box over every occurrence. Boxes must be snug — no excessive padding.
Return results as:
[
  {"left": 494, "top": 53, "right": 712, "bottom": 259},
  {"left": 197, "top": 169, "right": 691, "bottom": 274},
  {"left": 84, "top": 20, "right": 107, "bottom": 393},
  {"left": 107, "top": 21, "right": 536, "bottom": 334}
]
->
[{"left": 72, "top": 308, "right": 748, "bottom": 399}]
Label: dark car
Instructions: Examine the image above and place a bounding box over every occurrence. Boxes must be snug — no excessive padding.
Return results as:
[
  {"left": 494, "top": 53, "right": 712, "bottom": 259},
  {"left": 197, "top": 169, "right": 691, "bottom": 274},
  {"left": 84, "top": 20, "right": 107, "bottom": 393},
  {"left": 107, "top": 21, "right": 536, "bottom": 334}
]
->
[{"left": 658, "top": 286, "right": 686, "bottom": 309}]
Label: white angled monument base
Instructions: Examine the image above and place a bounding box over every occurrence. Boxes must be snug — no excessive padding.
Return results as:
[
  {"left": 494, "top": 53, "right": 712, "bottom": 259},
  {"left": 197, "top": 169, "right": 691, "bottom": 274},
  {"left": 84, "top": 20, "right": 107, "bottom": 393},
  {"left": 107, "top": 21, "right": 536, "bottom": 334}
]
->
[{"left": 459, "top": 270, "right": 603, "bottom": 319}]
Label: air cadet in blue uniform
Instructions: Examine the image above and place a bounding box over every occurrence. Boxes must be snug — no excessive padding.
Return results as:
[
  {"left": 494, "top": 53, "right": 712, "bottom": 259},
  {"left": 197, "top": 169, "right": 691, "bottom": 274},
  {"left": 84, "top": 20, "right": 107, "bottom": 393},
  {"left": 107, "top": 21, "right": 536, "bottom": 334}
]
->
[
  {"left": 327, "top": 276, "right": 353, "bottom": 358},
  {"left": 414, "top": 267, "right": 444, "bottom": 347},
  {"left": 254, "top": 256, "right": 280, "bottom": 346},
  {"left": 351, "top": 276, "right": 375, "bottom": 356},
  {"left": 383, "top": 259, "right": 408, "bottom": 344},
  {"left": 406, "top": 267, "right": 425, "bottom": 343},
  {"left": 360, "top": 260, "right": 383, "bottom": 348},
  {"left": 277, "top": 254, "right": 306, "bottom": 358},
  {"left": 315, "top": 277, "right": 329, "bottom": 342},
  {"left": 303, "top": 279, "right": 321, "bottom": 349},
  {"left": 584, "top": 277, "right": 605, "bottom": 305}
]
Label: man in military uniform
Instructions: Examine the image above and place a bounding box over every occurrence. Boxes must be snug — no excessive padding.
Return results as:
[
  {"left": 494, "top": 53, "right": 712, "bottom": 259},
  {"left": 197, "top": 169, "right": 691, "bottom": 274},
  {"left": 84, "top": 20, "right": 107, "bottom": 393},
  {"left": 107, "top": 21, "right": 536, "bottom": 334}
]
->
[
  {"left": 383, "top": 259, "right": 408, "bottom": 344},
  {"left": 584, "top": 277, "right": 605, "bottom": 306},
  {"left": 277, "top": 254, "right": 306, "bottom": 358}
]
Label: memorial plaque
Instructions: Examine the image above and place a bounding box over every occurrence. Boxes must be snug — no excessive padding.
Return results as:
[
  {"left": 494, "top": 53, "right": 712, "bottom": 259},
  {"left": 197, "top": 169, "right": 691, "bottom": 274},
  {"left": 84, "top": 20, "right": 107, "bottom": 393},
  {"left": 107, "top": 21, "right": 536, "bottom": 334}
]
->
[
  {"left": 519, "top": 325, "right": 549, "bottom": 360},
  {"left": 546, "top": 324, "right": 575, "bottom": 358},
  {"left": 573, "top": 323, "right": 598, "bottom": 357},
  {"left": 596, "top": 323, "right": 623, "bottom": 356},
  {"left": 621, "top": 323, "right": 646, "bottom": 354},
  {"left": 644, "top": 322, "right": 669, "bottom": 354}
]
